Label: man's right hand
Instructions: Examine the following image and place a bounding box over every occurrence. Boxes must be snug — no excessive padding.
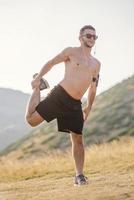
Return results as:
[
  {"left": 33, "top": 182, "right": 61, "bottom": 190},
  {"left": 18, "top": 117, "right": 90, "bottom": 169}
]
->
[{"left": 31, "top": 77, "right": 41, "bottom": 89}]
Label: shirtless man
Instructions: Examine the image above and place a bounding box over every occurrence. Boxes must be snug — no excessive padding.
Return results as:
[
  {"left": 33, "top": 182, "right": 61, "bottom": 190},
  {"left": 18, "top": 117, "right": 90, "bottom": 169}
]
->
[{"left": 25, "top": 25, "right": 101, "bottom": 186}]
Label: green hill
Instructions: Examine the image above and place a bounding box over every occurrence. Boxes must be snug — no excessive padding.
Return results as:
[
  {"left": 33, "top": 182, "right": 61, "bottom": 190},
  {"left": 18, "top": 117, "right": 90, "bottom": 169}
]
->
[
  {"left": 0, "top": 75, "right": 134, "bottom": 159},
  {"left": 0, "top": 88, "right": 30, "bottom": 151}
]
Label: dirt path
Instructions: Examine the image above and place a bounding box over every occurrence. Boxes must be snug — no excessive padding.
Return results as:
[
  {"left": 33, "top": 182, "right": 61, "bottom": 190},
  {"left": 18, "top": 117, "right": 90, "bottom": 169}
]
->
[{"left": 0, "top": 172, "right": 134, "bottom": 200}]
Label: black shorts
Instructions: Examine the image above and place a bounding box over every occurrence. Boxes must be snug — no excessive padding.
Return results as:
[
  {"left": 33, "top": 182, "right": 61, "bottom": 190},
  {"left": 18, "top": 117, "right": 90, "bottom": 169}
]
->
[{"left": 35, "top": 84, "right": 84, "bottom": 134}]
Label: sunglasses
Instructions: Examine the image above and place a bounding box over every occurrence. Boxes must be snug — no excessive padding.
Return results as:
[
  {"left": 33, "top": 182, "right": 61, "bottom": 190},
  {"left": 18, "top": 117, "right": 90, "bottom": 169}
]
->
[{"left": 81, "top": 33, "right": 98, "bottom": 40}]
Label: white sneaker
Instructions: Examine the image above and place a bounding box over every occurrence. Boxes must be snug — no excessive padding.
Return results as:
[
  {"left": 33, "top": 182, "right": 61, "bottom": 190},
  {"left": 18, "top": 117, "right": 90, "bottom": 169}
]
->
[{"left": 74, "top": 174, "right": 88, "bottom": 186}]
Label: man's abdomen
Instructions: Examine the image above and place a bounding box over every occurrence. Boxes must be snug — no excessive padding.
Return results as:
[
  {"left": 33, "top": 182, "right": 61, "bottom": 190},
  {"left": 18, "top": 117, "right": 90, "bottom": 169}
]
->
[{"left": 59, "top": 78, "right": 90, "bottom": 100}]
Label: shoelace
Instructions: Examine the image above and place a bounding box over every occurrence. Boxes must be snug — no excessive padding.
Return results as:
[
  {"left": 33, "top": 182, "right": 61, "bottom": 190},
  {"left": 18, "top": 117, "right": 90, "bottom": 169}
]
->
[{"left": 79, "top": 175, "right": 87, "bottom": 181}]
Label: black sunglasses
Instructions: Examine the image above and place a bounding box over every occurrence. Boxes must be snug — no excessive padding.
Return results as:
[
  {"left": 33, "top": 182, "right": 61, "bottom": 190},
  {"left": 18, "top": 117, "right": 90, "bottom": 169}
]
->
[{"left": 81, "top": 33, "right": 98, "bottom": 40}]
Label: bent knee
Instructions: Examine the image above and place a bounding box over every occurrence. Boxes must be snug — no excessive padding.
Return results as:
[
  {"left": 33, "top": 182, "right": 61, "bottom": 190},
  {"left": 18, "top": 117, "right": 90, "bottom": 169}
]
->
[
  {"left": 25, "top": 115, "right": 36, "bottom": 127},
  {"left": 25, "top": 113, "right": 43, "bottom": 127}
]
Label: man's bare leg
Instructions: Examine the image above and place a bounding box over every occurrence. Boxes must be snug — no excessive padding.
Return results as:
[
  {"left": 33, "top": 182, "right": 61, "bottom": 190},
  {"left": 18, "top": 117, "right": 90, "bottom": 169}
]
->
[
  {"left": 25, "top": 88, "right": 44, "bottom": 126},
  {"left": 70, "top": 132, "right": 85, "bottom": 176}
]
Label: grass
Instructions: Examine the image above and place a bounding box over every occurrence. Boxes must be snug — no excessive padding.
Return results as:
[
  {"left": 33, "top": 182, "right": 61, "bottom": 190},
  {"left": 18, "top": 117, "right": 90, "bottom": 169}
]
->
[{"left": 0, "top": 136, "right": 134, "bottom": 200}]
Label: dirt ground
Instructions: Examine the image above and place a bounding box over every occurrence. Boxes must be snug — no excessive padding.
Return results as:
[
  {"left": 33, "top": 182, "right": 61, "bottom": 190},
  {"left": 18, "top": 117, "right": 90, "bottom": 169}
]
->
[{"left": 0, "top": 172, "right": 134, "bottom": 200}]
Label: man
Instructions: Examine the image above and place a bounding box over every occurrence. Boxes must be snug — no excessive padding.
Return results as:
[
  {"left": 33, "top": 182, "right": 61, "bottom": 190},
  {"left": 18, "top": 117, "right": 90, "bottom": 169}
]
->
[{"left": 25, "top": 25, "right": 101, "bottom": 186}]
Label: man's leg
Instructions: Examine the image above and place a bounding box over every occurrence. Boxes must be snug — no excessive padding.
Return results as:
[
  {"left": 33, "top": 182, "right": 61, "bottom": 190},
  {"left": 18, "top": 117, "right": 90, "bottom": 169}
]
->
[
  {"left": 70, "top": 132, "right": 85, "bottom": 176},
  {"left": 25, "top": 88, "right": 44, "bottom": 127}
]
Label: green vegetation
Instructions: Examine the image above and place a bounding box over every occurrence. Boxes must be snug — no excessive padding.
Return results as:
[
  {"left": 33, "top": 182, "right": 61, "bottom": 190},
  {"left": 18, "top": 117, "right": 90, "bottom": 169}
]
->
[{"left": 0, "top": 75, "right": 134, "bottom": 159}]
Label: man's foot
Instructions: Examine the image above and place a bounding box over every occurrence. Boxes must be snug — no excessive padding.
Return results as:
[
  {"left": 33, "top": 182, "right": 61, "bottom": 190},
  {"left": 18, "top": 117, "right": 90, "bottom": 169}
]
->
[
  {"left": 74, "top": 174, "right": 88, "bottom": 186},
  {"left": 33, "top": 73, "right": 50, "bottom": 90}
]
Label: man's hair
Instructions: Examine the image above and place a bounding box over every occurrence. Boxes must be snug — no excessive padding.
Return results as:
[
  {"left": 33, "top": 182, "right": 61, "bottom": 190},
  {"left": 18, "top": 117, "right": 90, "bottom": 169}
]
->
[{"left": 80, "top": 25, "right": 96, "bottom": 35}]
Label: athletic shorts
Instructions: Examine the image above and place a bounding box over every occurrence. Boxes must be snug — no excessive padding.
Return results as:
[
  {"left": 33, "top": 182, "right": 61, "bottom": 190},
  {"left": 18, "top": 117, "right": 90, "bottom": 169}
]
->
[{"left": 35, "top": 84, "right": 84, "bottom": 134}]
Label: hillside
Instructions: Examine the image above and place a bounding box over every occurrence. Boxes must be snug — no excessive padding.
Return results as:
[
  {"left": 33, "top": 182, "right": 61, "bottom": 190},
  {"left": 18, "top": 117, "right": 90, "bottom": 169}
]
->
[
  {"left": 0, "top": 88, "right": 30, "bottom": 151},
  {"left": 0, "top": 75, "right": 134, "bottom": 159}
]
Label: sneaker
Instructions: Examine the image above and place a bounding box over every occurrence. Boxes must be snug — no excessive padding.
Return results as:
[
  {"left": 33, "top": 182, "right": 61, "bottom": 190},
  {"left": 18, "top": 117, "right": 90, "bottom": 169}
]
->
[
  {"left": 33, "top": 73, "right": 50, "bottom": 90},
  {"left": 74, "top": 174, "right": 88, "bottom": 186}
]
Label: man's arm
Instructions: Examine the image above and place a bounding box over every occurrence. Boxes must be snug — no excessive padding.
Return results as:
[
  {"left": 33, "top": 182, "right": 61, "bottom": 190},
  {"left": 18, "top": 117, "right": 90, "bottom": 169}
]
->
[
  {"left": 37, "top": 47, "right": 72, "bottom": 79},
  {"left": 31, "top": 47, "right": 72, "bottom": 89},
  {"left": 86, "top": 73, "right": 99, "bottom": 109},
  {"left": 83, "top": 63, "right": 101, "bottom": 121}
]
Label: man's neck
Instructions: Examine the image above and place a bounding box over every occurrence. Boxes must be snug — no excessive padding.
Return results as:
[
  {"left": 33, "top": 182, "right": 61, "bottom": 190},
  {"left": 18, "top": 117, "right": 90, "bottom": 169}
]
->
[{"left": 80, "top": 45, "right": 92, "bottom": 58}]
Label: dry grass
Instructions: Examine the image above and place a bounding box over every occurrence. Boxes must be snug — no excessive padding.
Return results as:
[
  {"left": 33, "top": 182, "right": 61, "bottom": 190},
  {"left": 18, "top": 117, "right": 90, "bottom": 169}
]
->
[
  {"left": 0, "top": 136, "right": 134, "bottom": 200},
  {"left": 0, "top": 136, "right": 134, "bottom": 182}
]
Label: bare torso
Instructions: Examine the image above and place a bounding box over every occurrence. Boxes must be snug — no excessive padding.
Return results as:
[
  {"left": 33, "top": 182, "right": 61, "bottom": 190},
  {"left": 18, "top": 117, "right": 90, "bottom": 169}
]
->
[{"left": 59, "top": 47, "right": 100, "bottom": 100}]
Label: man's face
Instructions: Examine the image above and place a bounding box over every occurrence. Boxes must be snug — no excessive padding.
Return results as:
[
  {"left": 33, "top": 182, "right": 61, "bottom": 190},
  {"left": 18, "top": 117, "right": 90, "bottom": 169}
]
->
[{"left": 80, "top": 29, "right": 97, "bottom": 48}]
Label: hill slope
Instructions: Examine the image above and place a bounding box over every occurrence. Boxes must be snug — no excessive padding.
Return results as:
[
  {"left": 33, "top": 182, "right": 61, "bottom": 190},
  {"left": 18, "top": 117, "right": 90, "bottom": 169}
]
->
[
  {"left": 1, "top": 75, "right": 134, "bottom": 158},
  {"left": 0, "top": 88, "right": 30, "bottom": 150}
]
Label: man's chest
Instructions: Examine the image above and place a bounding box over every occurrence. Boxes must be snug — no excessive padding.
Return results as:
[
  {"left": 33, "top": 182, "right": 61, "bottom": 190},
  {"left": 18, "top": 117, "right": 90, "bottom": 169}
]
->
[{"left": 69, "top": 54, "right": 97, "bottom": 76}]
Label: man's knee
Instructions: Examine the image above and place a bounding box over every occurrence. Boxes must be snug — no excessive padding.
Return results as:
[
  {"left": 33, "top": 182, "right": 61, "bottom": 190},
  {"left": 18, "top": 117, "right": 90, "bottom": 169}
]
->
[
  {"left": 25, "top": 115, "right": 36, "bottom": 127},
  {"left": 70, "top": 133, "right": 83, "bottom": 145},
  {"left": 25, "top": 114, "right": 39, "bottom": 127},
  {"left": 25, "top": 111, "right": 44, "bottom": 127}
]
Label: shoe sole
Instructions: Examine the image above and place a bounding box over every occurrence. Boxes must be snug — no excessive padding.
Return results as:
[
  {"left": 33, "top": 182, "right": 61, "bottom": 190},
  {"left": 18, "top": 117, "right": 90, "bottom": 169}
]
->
[{"left": 74, "top": 182, "right": 88, "bottom": 186}]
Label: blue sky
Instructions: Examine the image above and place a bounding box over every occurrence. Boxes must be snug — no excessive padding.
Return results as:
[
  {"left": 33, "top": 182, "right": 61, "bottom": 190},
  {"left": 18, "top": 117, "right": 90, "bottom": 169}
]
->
[{"left": 0, "top": 0, "right": 134, "bottom": 97}]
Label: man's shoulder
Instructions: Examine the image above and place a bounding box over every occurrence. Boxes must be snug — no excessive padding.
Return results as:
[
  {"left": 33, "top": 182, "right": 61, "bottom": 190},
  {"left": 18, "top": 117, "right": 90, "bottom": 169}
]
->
[
  {"left": 62, "top": 46, "right": 77, "bottom": 51},
  {"left": 92, "top": 56, "right": 101, "bottom": 69},
  {"left": 62, "top": 46, "right": 75, "bottom": 55},
  {"left": 92, "top": 56, "right": 101, "bottom": 65},
  {"left": 91, "top": 56, "right": 101, "bottom": 75}
]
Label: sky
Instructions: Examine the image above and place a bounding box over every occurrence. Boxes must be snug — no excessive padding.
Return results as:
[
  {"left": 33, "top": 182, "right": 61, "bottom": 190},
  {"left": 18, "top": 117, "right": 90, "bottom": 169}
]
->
[{"left": 0, "top": 0, "right": 134, "bottom": 97}]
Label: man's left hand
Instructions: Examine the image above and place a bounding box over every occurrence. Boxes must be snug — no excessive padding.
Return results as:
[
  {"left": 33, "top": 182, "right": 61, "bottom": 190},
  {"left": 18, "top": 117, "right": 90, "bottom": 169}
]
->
[{"left": 82, "top": 106, "right": 91, "bottom": 121}]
